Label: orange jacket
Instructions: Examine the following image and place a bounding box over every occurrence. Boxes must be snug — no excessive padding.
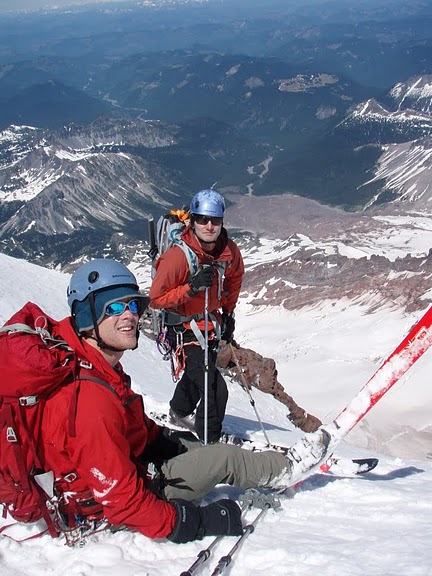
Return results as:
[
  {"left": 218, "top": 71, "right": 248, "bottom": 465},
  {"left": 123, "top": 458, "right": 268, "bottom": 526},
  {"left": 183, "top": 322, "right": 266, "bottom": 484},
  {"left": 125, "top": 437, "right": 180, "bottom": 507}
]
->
[
  {"left": 39, "top": 317, "right": 177, "bottom": 539},
  {"left": 149, "top": 225, "right": 244, "bottom": 330}
]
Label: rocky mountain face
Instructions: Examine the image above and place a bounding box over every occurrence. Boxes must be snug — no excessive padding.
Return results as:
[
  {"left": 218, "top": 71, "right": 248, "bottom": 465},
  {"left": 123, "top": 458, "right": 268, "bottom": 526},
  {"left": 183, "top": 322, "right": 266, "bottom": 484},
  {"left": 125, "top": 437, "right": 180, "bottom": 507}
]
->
[
  {"left": 0, "top": 119, "right": 180, "bottom": 263},
  {"left": 242, "top": 240, "right": 432, "bottom": 315},
  {"left": 0, "top": 119, "right": 179, "bottom": 230},
  {"left": 337, "top": 76, "right": 432, "bottom": 208},
  {"left": 224, "top": 192, "right": 432, "bottom": 316},
  {"left": 0, "top": 117, "right": 266, "bottom": 264}
]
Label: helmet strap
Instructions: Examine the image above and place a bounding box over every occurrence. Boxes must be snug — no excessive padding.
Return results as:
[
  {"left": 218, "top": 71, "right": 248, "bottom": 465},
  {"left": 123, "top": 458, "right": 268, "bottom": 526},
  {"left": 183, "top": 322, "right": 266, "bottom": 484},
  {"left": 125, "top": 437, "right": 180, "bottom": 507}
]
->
[{"left": 87, "top": 291, "right": 108, "bottom": 349}]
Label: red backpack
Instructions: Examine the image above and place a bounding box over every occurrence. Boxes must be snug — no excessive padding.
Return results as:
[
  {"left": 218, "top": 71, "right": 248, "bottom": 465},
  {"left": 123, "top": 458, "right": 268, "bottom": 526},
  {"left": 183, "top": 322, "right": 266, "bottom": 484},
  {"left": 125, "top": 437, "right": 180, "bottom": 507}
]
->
[{"left": 0, "top": 302, "right": 78, "bottom": 538}]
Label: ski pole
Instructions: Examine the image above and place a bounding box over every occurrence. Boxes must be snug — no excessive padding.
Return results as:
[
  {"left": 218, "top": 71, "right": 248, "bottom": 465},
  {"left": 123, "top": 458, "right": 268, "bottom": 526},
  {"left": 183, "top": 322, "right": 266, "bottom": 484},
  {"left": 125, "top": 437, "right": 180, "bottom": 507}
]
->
[
  {"left": 179, "top": 505, "right": 247, "bottom": 576},
  {"left": 178, "top": 490, "right": 277, "bottom": 576},
  {"left": 210, "top": 510, "right": 267, "bottom": 576},
  {"left": 210, "top": 490, "right": 281, "bottom": 576},
  {"left": 179, "top": 534, "right": 223, "bottom": 576},
  {"left": 229, "top": 343, "right": 271, "bottom": 446},
  {"left": 203, "top": 284, "right": 210, "bottom": 446}
]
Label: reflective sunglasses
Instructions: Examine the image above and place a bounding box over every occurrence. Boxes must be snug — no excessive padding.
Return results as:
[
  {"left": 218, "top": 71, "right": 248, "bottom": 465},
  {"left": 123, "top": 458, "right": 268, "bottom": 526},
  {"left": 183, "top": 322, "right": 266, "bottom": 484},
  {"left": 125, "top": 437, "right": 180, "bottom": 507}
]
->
[
  {"left": 105, "top": 299, "right": 140, "bottom": 316},
  {"left": 194, "top": 215, "right": 223, "bottom": 226}
]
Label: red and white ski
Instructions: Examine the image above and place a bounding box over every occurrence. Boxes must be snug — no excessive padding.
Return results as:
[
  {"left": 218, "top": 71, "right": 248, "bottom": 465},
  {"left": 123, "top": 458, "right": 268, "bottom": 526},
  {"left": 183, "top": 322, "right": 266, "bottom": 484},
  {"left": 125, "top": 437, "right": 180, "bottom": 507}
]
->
[
  {"left": 336, "top": 306, "right": 432, "bottom": 431},
  {"left": 318, "top": 305, "right": 432, "bottom": 473}
]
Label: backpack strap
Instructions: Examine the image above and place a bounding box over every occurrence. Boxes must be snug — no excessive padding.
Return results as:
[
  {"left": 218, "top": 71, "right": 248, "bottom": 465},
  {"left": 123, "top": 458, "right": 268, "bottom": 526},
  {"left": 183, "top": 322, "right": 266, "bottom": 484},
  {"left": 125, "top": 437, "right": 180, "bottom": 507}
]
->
[
  {"left": 189, "top": 313, "right": 221, "bottom": 348},
  {"left": 1, "top": 402, "right": 35, "bottom": 492},
  {"left": 163, "top": 311, "right": 221, "bottom": 346},
  {"left": 68, "top": 366, "right": 141, "bottom": 437},
  {"left": 0, "top": 323, "right": 40, "bottom": 334},
  {"left": 0, "top": 399, "right": 60, "bottom": 539},
  {"left": 171, "top": 230, "right": 200, "bottom": 275},
  {"left": 164, "top": 229, "right": 228, "bottom": 309},
  {"left": 171, "top": 232, "right": 228, "bottom": 294},
  {"left": 0, "top": 322, "right": 72, "bottom": 351},
  {"left": 213, "top": 261, "right": 227, "bottom": 301}
]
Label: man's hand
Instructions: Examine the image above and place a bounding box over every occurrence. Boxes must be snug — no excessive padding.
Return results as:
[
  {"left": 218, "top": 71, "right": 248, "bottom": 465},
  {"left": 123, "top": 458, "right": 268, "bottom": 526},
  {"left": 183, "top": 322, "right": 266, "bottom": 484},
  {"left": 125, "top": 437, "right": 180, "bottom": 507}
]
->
[
  {"left": 221, "top": 310, "right": 235, "bottom": 343},
  {"left": 167, "top": 498, "right": 243, "bottom": 543},
  {"left": 189, "top": 265, "right": 214, "bottom": 294}
]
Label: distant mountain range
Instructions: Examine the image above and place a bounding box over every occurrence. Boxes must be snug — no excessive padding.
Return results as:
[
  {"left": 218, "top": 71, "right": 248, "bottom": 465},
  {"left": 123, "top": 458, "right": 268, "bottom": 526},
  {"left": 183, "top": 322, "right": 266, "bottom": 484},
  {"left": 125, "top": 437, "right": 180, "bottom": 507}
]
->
[
  {"left": 1, "top": 73, "right": 432, "bottom": 266},
  {"left": 257, "top": 75, "right": 432, "bottom": 207},
  {"left": 1, "top": 0, "right": 432, "bottom": 270}
]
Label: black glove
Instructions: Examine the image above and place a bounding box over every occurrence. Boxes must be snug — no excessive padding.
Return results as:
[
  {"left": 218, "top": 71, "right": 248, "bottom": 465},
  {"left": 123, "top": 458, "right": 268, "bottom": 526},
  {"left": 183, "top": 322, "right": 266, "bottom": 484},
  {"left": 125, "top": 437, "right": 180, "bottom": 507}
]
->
[
  {"left": 221, "top": 310, "right": 235, "bottom": 343},
  {"left": 189, "top": 265, "right": 214, "bottom": 294},
  {"left": 141, "top": 427, "right": 187, "bottom": 464},
  {"left": 167, "top": 498, "right": 243, "bottom": 544}
]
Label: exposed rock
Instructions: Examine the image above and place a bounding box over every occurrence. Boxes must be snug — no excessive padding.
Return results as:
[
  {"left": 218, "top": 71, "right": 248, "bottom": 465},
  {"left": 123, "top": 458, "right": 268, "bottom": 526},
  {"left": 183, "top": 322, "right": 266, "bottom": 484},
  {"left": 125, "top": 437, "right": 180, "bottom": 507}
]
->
[{"left": 217, "top": 341, "right": 322, "bottom": 433}]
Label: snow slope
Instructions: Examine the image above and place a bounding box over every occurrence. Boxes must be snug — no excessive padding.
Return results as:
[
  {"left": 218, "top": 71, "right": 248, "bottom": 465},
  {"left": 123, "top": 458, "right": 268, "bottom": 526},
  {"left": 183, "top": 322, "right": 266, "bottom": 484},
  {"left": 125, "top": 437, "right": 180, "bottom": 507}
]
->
[{"left": 1, "top": 253, "right": 432, "bottom": 576}]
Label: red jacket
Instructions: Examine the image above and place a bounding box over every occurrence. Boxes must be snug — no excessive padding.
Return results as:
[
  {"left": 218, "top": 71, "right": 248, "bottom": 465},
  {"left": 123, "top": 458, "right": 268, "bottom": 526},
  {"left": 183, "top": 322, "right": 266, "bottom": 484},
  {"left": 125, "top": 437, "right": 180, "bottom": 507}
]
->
[
  {"left": 38, "top": 317, "right": 176, "bottom": 539},
  {"left": 149, "top": 225, "right": 244, "bottom": 330}
]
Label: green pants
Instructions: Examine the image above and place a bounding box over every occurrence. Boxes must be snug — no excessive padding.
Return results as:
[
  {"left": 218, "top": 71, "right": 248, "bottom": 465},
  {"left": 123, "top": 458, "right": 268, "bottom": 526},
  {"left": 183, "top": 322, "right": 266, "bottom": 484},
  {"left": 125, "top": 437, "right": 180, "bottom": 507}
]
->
[{"left": 161, "top": 439, "right": 288, "bottom": 501}]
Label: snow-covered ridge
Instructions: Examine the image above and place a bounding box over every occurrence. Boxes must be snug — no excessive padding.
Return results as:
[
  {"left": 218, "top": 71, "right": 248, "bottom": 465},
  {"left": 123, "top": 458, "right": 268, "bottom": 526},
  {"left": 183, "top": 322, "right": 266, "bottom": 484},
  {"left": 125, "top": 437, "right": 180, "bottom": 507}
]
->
[
  {"left": 363, "top": 139, "right": 432, "bottom": 207},
  {"left": 1, "top": 248, "right": 432, "bottom": 575},
  {"left": 352, "top": 76, "right": 432, "bottom": 120},
  {"left": 336, "top": 76, "right": 432, "bottom": 208},
  {"left": 391, "top": 76, "right": 432, "bottom": 115}
]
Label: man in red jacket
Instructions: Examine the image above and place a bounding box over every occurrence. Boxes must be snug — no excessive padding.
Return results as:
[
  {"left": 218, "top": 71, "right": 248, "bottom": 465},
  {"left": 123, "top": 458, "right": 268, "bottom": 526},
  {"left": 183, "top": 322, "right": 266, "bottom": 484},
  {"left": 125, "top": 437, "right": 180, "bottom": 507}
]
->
[
  {"left": 149, "top": 189, "right": 244, "bottom": 444},
  {"left": 40, "top": 258, "right": 330, "bottom": 544}
]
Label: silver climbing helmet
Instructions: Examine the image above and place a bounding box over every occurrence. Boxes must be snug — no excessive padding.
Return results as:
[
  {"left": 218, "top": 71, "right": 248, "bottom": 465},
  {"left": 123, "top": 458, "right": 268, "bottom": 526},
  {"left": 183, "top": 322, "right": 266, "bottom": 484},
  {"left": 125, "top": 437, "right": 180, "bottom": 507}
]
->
[{"left": 189, "top": 189, "right": 225, "bottom": 218}]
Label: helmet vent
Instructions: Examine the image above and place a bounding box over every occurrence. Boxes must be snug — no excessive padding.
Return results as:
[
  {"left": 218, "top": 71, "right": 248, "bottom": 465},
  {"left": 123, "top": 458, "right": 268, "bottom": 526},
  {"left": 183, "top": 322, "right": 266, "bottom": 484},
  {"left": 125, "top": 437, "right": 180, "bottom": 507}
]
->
[{"left": 88, "top": 271, "right": 99, "bottom": 284}]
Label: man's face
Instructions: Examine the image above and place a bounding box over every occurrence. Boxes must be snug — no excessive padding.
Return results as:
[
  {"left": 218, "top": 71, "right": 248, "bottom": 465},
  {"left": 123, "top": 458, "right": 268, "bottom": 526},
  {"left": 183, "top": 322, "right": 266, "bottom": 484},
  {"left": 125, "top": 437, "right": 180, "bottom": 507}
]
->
[
  {"left": 193, "top": 214, "right": 223, "bottom": 245},
  {"left": 96, "top": 298, "right": 139, "bottom": 351}
]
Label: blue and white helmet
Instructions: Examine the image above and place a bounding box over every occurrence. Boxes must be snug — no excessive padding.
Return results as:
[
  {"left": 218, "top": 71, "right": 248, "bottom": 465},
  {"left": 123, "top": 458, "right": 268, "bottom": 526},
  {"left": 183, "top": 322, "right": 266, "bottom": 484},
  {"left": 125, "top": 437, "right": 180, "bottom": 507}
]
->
[
  {"left": 67, "top": 258, "right": 139, "bottom": 309},
  {"left": 67, "top": 258, "right": 148, "bottom": 334},
  {"left": 190, "top": 189, "right": 225, "bottom": 218}
]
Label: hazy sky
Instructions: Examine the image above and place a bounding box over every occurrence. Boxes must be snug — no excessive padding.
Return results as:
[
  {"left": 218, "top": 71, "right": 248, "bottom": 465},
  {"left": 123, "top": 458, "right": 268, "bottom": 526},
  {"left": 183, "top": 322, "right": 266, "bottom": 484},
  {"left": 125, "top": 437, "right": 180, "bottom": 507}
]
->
[{"left": 0, "top": 0, "right": 134, "bottom": 13}]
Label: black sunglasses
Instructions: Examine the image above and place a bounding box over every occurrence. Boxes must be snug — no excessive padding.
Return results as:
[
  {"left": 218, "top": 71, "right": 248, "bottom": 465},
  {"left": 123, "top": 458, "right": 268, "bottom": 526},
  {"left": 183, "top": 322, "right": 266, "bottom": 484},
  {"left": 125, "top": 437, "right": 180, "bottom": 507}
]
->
[{"left": 194, "top": 215, "right": 223, "bottom": 226}]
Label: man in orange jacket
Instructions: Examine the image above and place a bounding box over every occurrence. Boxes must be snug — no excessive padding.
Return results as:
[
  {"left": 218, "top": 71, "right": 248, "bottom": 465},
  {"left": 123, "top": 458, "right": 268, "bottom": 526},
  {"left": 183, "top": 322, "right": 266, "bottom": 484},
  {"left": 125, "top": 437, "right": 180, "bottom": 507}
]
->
[
  {"left": 36, "top": 258, "right": 330, "bottom": 544},
  {"left": 149, "top": 189, "right": 244, "bottom": 444}
]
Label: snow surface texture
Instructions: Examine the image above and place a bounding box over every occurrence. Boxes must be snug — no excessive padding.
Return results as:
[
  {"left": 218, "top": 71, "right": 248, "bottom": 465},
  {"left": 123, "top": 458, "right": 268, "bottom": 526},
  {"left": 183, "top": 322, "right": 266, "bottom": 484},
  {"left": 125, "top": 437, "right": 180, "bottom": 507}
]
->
[{"left": 0, "top": 253, "right": 432, "bottom": 575}]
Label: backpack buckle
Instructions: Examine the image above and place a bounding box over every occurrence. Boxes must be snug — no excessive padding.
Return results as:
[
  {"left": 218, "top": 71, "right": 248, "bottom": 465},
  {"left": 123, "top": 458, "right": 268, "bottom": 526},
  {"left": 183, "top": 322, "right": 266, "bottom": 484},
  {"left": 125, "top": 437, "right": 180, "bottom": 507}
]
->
[
  {"left": 79, "top": 360, "right": 93, "bottom": 370},
  {"left": 19, "top": 395, "right": 38, "bottom": 406},
  {"left": 63, "top": 472, "right": 78, "bottom": 483},
  {"left": 6, "top": 426, "right": 18, "bottom": 442}
]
